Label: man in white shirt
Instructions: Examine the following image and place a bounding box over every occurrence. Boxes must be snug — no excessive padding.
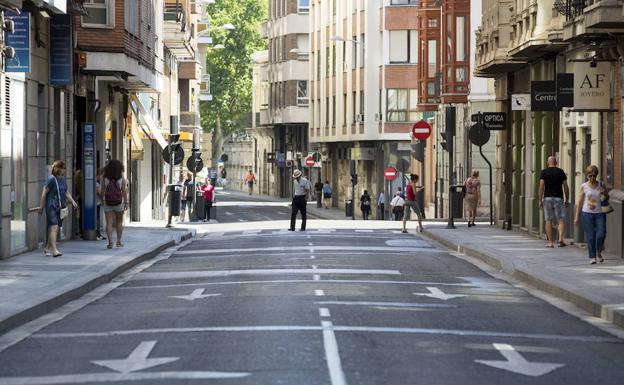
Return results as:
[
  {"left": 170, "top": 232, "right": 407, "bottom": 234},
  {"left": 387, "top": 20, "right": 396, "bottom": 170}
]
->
[
  {"left": 289, "top": 169, "right": 311, "bottom": 231},
  {"left": 377, "top": 191, "right": 385, "bottom": 220}
]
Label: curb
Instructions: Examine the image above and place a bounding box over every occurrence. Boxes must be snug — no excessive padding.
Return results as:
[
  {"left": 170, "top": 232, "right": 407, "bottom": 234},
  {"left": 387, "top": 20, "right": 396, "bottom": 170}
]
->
[
  {"left": 0, "top": 230, "right": 194, "bottom": 334},
  {"left": 423, "top": 230, "right": 624, "bottom": 330}
]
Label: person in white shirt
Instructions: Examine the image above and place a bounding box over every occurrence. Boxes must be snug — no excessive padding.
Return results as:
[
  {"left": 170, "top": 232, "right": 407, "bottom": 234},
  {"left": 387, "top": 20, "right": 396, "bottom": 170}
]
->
[
  {"left": 289, "top": 169, "right": 311, "bottom": 231},
  {"left": 390, "top": 192, "right": 405, "bottom": 221},
  {"left": 377, "top": 191, "right": 385, "bottom": 220}
]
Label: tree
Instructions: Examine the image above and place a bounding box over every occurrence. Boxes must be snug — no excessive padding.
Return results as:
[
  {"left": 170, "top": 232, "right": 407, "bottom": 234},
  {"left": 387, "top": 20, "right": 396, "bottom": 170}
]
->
[{"left": 201, "top": 0, "right": 266, "bottom": 143}]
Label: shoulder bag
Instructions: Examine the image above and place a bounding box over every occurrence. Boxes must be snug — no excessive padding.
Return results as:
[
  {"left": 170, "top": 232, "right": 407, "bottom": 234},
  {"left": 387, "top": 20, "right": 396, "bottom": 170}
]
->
[
  {"left": 600, "top": 181, "right": 613, "bottom": 214},
  {"left": 54, "top": 177, "right": 69, "bottom": 220}
]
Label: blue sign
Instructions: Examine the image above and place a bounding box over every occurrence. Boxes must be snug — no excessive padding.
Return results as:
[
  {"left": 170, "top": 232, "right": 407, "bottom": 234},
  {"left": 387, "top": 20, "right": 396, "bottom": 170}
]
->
[
  {"left": 5, "top": 11, "right": 30, "bottom": 73},
  {"left": 82, "top": 123, "right": 97, "bottom": 238},
  {"left": 50, "top": 15, "right": 72, "bottom": 85},
  {"left": 276, "top": 152, "right": 286, "bottom": 168}
]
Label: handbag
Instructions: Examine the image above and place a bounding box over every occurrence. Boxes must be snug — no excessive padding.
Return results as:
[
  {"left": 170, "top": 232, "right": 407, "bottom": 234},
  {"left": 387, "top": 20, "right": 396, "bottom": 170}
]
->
[
  {"left": 54, "top": 177, "right": 68, "bottom": 220},
  {"left": 600, "top": 181, "right": 613, "bottom": 214}
]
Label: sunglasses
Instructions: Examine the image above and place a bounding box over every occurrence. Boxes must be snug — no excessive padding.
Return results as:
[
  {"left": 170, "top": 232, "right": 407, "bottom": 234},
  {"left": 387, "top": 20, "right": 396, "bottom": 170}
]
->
[{"left": 587, "top": 174, "right": 597, "bottom": 178}]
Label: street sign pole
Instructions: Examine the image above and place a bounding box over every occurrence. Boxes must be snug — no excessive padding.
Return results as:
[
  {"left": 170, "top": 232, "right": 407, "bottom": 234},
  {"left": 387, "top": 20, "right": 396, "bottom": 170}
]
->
[
  {"left": 446, "top": 107, "right": 456, "bottom": 229},
  {"left": 167, "top": 116, "right": 178, "bottom": 228}
]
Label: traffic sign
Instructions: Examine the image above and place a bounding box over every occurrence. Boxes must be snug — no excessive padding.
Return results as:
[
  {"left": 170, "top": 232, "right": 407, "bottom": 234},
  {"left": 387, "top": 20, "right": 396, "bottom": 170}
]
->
[
  {"left": 412, "top": 120, "right": 432, "bottom": 140},
  {"left": 186, "top": 153, "right": 204, "bottom": 173},
  {"left": 162, "top": 144, "right": 184, "bottom": 165},
  {"left": 396, "top": 158, "right": 410, "bottom": 173},
  {"left": 384, "top": 167, "right": 398, "bottom": 181},
  {"left": 469, "top": 123, "right": 490, "bottom": 146},
  {"left": 305, "top": 156, "right": 315, "bottom": 167}
]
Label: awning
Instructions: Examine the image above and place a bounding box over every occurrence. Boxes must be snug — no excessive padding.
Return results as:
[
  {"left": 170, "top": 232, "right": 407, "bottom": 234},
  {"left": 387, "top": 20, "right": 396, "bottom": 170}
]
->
[{"left": 129, "top": 94, "right": 168, "bottom": 149}]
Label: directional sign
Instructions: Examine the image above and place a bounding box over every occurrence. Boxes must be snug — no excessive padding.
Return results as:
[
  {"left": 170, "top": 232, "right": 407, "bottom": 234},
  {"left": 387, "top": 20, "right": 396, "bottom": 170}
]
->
[
  {"left": 186, "top": 153, "right": 204, "bottom": 173},
  {"left": 396, "top": 158, "right": 410, "bottom": 173},
  {"left": 412, "top": 120, "right": 432, "bottom": 140},
  {"left": 162, "top": 144, "right": 184, "bottom": 165},
  {"left": 384, "top": 167, "right": 398, "bottom": 181},
  {"left": 475, "top": 343, "right": 565, "bottom": 377},
  {"left": 413, "top": 287, "right": 466, "bottom": 300},
  {"left": 305, "top": 156, "right": 315, "bottom": 167},
  {"left": 469, "top": 123, "right": 490, "bottom": 146},
  {"left": 482, "top": 112, "right": 506, "bottom": 130},
  {"left": 170, "top": 288, "right": 221, "bottom": 301}
]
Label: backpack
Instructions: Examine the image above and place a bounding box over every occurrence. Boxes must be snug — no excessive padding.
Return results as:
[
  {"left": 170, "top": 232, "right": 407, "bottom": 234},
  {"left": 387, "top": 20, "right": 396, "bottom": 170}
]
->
[
  {"left": 323, "top": 185, "right": 332, "bottom": 195},
  {"left": 104, "top": 178, "right": 123, "bottom": 206}
]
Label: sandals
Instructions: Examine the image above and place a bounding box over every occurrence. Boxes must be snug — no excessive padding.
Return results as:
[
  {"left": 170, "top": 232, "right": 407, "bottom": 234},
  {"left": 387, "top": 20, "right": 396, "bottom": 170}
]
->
[
  {"left": 107, "top": 243, "right": 113, "bottom": 249},
  {"left": 558, "top": 242, "right": 567, "bottom": 248},
  {"left": 546, "top": 244, "right": 554, "bottom": 248},
  {"left": 401, "top": 229, "right": 408, "bottom": 233},
  {"left": 116, "top": 242, "right": 124, "bottom": 248}
]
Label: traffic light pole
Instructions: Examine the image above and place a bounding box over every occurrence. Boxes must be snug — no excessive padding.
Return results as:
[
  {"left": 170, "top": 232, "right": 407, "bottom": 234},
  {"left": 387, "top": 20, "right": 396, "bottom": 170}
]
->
[
  {"left": 445, "top": 107, "right": 456, "bottom": 229},
  {"left": 166, "top": 116, "right": 179, "bottom": 229}
]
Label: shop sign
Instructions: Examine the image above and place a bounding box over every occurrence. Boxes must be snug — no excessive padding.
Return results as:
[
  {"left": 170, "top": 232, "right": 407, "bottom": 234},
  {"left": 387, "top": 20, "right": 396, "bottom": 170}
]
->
[
  {"left": 573, "top": 62, "right": 610, "bottom": 110},
  {"left": 5, "top": 11, "right": 30, "bottom": 73},
  {"left": 50, "top": 15, "right": 72, "bottom": 85},
  {"left": 531, "top": 81, "right": 557, "bottom": 111},
  {"left": 556, "top": 73, "right": 574, "bottom": 109}
]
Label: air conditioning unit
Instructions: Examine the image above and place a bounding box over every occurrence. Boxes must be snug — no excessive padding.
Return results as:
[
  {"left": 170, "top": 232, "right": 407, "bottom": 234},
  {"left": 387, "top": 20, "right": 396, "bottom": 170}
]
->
[
  {"left": 562, "top": 108, "right": 575, "bottom": 129},
  {"left": 356, "top": 114, "right": 364, "bottom": 123},
  {"left": 576, "top": 111, "right": 588, "bottom": 127}
]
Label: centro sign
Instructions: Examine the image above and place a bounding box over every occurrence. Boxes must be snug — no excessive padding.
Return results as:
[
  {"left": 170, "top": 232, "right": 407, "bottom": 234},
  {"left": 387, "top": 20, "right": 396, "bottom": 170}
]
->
[
  {"left": 531, "top": 81, "right": 557, "bottom": 111},
  {"left": 574, "top": 62, "right": 610, "bottom": 110}
]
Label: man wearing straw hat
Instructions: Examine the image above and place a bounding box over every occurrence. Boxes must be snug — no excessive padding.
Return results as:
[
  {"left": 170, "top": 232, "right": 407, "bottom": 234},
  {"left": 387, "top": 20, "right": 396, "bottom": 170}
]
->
[{"left": 289, "top": 169, "right": 311, "bottom": 231}]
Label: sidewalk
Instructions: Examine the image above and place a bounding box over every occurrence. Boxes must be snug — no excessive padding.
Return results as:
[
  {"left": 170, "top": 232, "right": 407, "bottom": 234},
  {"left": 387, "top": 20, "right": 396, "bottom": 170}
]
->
[
  {"left": 0, "top": 225, "right": 194, "bottom": 334},
  {"left": 424, "top": 225, "right": 624, "bottom": 329}
]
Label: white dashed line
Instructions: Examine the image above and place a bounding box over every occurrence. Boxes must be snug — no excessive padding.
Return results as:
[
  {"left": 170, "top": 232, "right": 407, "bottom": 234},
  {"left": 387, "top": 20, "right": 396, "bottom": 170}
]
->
[
  {"left": 319, "top": 308, "right": 331, "bottom": 318},
  {"left": 313, "top": 275, "right": 321, "bottom": 281},
  {"left": 315, "top": 289, "right": 325, "bottom": 296},
  {"left": 322, "top": 320, "right": 347, "bottom": 385}
]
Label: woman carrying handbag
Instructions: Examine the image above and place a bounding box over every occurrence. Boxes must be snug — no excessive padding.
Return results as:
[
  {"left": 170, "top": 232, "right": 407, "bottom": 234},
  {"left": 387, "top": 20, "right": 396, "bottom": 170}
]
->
[
  {"left": 38, "top": 160, "right": 78, "bottom": 257},
  {"left": 574, "top": 165, "right": 610, "bottom": 264}
]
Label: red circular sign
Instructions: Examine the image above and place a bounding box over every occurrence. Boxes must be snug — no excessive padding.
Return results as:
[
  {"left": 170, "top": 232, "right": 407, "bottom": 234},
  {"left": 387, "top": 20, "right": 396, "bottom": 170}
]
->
[
  {"left": 384, "top": 167, "right": 398, "bottom": 181},
  {"left": 305, "top": 156, "right": 315, "bottom": 167},
  {"left": 412, "top": 120, "right": 432, "bottom": 140}
]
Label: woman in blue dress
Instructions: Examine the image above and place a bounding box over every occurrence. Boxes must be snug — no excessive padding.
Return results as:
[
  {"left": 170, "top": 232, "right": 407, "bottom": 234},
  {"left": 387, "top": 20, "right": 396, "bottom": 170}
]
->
[{"left": 38, "top": 160, "right": 78, "bottom": 257}]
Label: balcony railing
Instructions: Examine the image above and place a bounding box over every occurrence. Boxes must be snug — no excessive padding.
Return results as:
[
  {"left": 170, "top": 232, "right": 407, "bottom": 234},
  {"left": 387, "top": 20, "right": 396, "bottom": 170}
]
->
[{"left": 554, "top": 0, "right": 587, "bottom": 20}]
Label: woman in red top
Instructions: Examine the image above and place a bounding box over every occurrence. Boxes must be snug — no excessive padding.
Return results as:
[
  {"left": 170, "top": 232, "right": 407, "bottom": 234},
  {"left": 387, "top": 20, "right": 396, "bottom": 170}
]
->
[
  {"left": 201, "top": 178, "right": 215, "bottom": 222},
  {"left": 402, "top": 174, "right": 424, "bottom": 233}
]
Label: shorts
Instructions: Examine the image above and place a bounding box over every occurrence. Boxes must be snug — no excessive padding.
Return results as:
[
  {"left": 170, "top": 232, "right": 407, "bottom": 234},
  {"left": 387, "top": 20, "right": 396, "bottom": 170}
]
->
[
  {"left": 403, "top": 200, "right": 422, "bottom": 218},
  {"left": 323, "top": 193, "right": 332, "bottom": 199},
  {"left": 103, "top": 203, "right": 124, "bottom": 213},
  {"left": 543, "top": 197, "right": 566, "bottom": 221}
]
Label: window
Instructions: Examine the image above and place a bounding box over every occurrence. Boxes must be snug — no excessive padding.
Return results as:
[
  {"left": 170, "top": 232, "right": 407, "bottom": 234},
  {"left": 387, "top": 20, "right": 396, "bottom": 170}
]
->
[
  {"left": 387, "top": 89, "right": 418, "bottom": 122},
  {"left": 389, "top": 30, "right": 418, "bottom": 64},
  {"left": 83, "top": 0, "right": 114, "bottom": 27},
  {"left": 456, "top": 16, "right": 468, "bottom": 61},
  {"left": 296, "top": 34, "right": 309, "bottom": 60},
  {"left": 455, "top": 67, "right": 467, "bottom": 82},
  {"left": 428, "top": 18, "right": 438, "bottom": 28},
  {"left": 352, "top": 37, "right": 358, "bottom": 69},
  {"left": 125, "top": 0, "right": 138, "bottom": 36},
  {"left": 297, "top": 81, "right": 309, "bottom": 106},
  {"left": 427, "top": 40, "right": 437, "bottom": 78},
  {"left": 298, "top": 0, "right": 309, "bottom": 14}
]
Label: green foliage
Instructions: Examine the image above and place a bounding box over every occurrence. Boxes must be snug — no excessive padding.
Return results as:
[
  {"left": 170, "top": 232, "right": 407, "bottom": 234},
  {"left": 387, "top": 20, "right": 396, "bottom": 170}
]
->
[{"left": 201, "top": 0, "right": 267, "bottom": 135}]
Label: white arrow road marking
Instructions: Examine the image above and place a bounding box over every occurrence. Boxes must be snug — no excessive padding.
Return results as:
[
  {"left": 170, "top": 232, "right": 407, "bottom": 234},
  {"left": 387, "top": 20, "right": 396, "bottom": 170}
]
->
[
  {"left": 0, "top": 371, "right": 251, "bottom": 384},
  {"left": 169, "top": 289, "right": 222, "bottom": 301},
  {"left": 91, "top": 341, "right": 179, "bottom": 373},
  {"left": 413, "top": 287, "right": 466, "bottom": 300},
  {"left": 475, "top": 343, "right": 565, "bottom": 377}
]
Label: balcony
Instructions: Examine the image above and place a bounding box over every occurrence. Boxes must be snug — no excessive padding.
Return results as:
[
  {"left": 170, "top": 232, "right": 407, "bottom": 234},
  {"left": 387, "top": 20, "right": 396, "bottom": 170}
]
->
[
  {"left": 507, "top": 1, "right": 566, "bottom": 58},
  {"left": 475, "top": 29, "right": 526, "bottom": 77},
  {"left": 180, "top": 111, "right": 201, "bottom": 131},
  {"left": 179, "top": 61, "right": 200, "bottom": 80},
  {"left": 164, "top": 0, "right": 195, "bottom": 59},
  {"left": 561, "top": 0, "right": 624, "bottom": 40}
]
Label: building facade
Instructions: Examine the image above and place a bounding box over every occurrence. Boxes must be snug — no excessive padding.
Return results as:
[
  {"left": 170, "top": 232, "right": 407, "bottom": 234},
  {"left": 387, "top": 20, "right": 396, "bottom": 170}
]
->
[{"left": 476, "top": 0, "right": 624, "bottom": 258}]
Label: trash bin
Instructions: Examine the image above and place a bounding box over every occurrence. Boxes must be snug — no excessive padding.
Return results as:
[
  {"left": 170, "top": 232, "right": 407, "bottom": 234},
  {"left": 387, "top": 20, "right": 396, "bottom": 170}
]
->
[
  {"left": 169, "top": 185, "right": 181, "bottom": 216},
  {"left": 451, "top": 185, "right": 464, "bottom": 219},
  {"left": 345, "top": 199, "right": 353, "bottom": 217},
  {"left": 195, "top": 191, "right": 205, "bottom": 220}
]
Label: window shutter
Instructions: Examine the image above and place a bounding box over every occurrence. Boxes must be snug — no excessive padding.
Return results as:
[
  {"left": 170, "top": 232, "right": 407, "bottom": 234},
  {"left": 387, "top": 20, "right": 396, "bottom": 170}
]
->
[{"left": 4, "top": 77, "right": 11, "bottom": 126}]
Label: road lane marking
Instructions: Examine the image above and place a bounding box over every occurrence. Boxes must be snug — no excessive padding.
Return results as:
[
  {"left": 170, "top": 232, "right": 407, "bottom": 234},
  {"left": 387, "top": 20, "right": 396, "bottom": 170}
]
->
[
  {"left": 413, "top": 287, "right": 467, "bottom": 300},
  {"left": 242, "top": 230, "right": 261, "bottom": 235},
  {"left": 308, "top": 242, "right": 313, "bottom": 246},
  {"left": 173, "top": 246, "right": 430, "bottom": 255},
  {"left": 312, "top": 265, "right": 318, "bottom": 269},
  {"left": 121, "top": 279, "right": 476, "bottom": 290},
  {"left": 225, "top": 212, "right": 234, "bottom": 216},
  {"left": 319, "top": 308, "right": 331, "bottom": 318},
  {"left": 315, "top": 290, "right": 325, "bottom": 296},
  {"left": 313, "top": 275, "right": 321, "bottom": 281},
  {"left": 310, "top": 255, "right": 316, "bottom": 259},
  {"left": 135, "top": 269, "right": 401, "bottom": 280},
  {"left": 91, "top": 340, "right": 178, "bottom": 373},
  {"left": 355, "top": 230, "right": 373, "bottom": 233},
  {"left": 0, "top": 371, "right": 251, "bottom": 384},
  {"left": 322, "top": 320, "right": 348, "bottom": 385},
  {"left": 32, "top": 326, "right": 622, "bottom": 343},
  {"left": 315, "top": 301, "right": 456, "bottom": 309},
  {"left": 475, "top": 343, "right": 565, "bottom": 377},
  {"left": 169, "top": 289, "right": 221, "bottom": 301}
]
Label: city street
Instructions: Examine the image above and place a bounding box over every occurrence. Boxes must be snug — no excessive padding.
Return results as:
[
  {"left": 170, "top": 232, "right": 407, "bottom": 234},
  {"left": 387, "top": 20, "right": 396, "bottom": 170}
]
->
[{"left": 0, "top": 194, "right": 623, "bottom": 385}]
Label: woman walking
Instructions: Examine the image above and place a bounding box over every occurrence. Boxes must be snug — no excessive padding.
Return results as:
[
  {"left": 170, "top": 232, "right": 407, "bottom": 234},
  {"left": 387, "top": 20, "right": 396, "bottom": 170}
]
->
[
  {"left": 100, "top": 160, "right": 129, "bottom": 249},
  {"left": 201, "top": 178, "right": 215, "bottom": 222},
  {"left": 463, "top": 170, "right": 481, "bottom": 227},
  {"left": 574, "top": 165, "right": 608, "bottom": 264},
  {"left": 38, "top": 160, "right": 78, "bottom": 257},
  {"left": 360, "top": 190, "right": 372, "bottom": 220},
  {"left": 322, "top": 181, "right": 332, "bottom": 209}
]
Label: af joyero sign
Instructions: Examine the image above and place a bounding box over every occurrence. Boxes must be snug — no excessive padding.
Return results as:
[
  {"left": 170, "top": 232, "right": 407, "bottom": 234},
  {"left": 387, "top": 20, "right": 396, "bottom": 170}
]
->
[{"left": 573, "top": 62, "right": 610, "bottom": 110}]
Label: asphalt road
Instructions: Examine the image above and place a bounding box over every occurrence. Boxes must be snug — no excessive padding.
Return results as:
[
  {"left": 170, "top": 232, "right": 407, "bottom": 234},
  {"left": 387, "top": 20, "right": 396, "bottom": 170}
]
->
[{"left": 0, "top": 194, "right": 623, "bottom": 384}]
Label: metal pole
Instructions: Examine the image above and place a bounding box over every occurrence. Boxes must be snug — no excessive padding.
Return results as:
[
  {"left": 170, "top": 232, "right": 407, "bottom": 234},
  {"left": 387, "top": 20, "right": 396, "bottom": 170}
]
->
[
  {"left": 479, "top": 144, "right": 494, "bottom": 226},
  {"left": 446, "top": 107, "right": 455, "bottom": 229},
  {"left": 166, "top": 133, "right": 174, "bottom": 228}
]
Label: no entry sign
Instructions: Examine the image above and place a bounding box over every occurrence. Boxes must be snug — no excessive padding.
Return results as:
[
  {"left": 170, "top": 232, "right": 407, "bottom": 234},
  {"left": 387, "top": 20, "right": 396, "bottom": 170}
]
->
[
  {"left": 384, "top": 167, "right": 398, "bottom": 181},
  {"left": 305, "top": 156, "right": 315, "bottom": 167},
  {"left": 412, "top": 120, "right": 432, "bottom": 140}
]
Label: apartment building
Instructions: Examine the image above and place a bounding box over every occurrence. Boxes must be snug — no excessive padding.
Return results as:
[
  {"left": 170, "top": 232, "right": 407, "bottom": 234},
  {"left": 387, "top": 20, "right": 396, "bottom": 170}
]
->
[
  {"left": 476, "top": 0, "right": 624, "bottom": 258},
  {"left": 309, "top": 0, "right": 470, "bottom": 214},
  {"left": 258, "top": 0, "right": 310, "bottom": 198}
]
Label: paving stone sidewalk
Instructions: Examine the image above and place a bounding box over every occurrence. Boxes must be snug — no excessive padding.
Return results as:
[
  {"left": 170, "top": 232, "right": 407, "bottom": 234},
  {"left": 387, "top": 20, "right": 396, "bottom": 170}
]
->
[
  {"left": 0, "top": 225, "right": 194, "bottom": 334},
  {"left": 424, "top": 225, "right": 624, "bottom": 329}
]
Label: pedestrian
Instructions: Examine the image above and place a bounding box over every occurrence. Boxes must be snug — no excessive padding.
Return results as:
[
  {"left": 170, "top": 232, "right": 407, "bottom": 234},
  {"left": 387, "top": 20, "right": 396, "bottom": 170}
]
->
[
  {"left": 100, "top": 159, "right": 129, "bottom": 249},
  {"left": 246, "top": 170, "right": 256, "bottom": 195},
  {"left": 397, "top": 186, "right": 405, "bottom": 199},
  {"left": 38, "top": 160, "right": 78, "bottom": 257},
  {"left": 539, "top": 156, "right": 570, "bottom": 248},
  {"left": 390, "top": 192, "right": 405, "bottom": 221},
  {"left": 574, "top": 165, "right": 608, "bottom": 264},
  {"left": 360, "top": 190, "right": 372, "bottom": 220},
  {"left": 95, "top": 168, "right": 106, "bottom": 241},
  {"left": 200, "top": 178, "right": 215, "bottom": 222},
  {"left": 377, "top": 191, "right": 385, "bottom": 220},
  {"left": 289, "top": 169, "right": 311, "bottom": 231},
  {"left": 180, "top": 172, "right": 195, "bottom": 222},
  {"left": 402, "top": 174, "right": 424, "bottom": 233},
  {"left": 220, "top": 167, "right": 228, "bottom": 189},
  {"left": 314, "top": 179, "right": 324, "bottom": 208},
  {"left": 322, "top": 180, "right": 332, "bottom": 209},
  {"left": 463, "top": 170, "right": 481, "bottom": 227},
  {"left": 210, "top": 168, "right": 218, "bottom": 188}
]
